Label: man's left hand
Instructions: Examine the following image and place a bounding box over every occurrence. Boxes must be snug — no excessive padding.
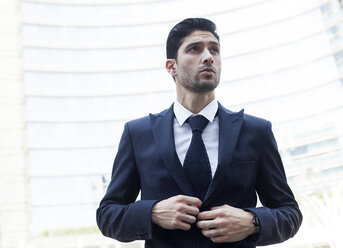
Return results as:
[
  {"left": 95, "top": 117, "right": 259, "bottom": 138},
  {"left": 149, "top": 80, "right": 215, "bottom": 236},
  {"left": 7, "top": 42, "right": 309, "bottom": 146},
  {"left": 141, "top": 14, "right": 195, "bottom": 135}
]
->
[{"left": 197, "top": 204, "right": 256, "bottom": 243}]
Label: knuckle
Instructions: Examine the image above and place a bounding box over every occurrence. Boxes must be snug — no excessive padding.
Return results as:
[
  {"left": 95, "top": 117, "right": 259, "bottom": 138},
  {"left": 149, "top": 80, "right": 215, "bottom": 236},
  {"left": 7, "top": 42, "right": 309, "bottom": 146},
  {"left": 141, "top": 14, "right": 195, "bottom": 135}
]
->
[
  {"left": 220, "top": 229, "right": 227, "bottom": 236},
  {"left": 218, "top": 219, "right": 226, "bottom": 226},
  {"left": 189, "top": 216, "right": 196, "bottom": 223},
  {"left": 184, "top": 224, "right": 191, "bottom": 230},
  {"left": 174, "top": 212, "right": 182, "bottom": 219},
  {"left": 173, "top": 195, "right": 180, "bottom": 201},
  {"left": 175, "top": 204, "right": 185, "bottom": 212},
  {"left": 211, "top": 237, "right": 218, "bottom": 243},
  {"left": 171, "top": 219, "right": 178, "bottom": 227},
  {"left": 199, "top": 213, "right": 206, "bottom": 219},
  {"left": 176, "top": 195, "right": 185, "bottom": 201}
]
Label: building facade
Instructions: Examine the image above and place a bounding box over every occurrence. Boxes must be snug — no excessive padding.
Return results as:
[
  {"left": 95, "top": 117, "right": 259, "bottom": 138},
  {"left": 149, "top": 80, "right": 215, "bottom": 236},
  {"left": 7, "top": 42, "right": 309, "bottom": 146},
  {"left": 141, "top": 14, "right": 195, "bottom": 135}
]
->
[{"left": 0, "top": 0, "right": 342, "bottom": 247}]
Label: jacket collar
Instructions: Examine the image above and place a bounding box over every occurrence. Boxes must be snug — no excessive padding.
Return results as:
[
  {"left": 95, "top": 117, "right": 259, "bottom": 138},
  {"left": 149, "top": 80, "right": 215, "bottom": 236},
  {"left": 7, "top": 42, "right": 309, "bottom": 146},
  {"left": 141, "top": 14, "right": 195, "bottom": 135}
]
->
[
  {"left": 150, "top": 104, "right": 194, "bottom": 196},
  {"left": 203, "top": 103, "right": 244, "bottom": 206}
]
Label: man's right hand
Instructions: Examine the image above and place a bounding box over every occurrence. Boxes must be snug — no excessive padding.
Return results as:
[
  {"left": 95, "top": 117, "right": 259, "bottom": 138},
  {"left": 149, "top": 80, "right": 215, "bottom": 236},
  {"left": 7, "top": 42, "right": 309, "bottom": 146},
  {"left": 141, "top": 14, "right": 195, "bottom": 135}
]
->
[{"left": 151, "top": 195, "right": 202, "bottom": 231}]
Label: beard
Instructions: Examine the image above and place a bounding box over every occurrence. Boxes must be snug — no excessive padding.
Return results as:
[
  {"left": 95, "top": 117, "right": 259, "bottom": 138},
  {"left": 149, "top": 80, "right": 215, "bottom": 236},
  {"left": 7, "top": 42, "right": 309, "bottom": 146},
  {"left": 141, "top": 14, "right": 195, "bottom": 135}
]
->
[{"left": 178, "top": 67, "right": 221, "bottom": 93}]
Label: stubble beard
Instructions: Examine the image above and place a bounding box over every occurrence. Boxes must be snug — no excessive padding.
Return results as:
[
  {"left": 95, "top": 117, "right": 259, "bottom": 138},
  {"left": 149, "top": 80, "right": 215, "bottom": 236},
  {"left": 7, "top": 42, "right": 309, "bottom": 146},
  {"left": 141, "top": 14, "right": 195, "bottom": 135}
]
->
[{"left": 179, "top": 68, "right": 220, "bottom": 93}]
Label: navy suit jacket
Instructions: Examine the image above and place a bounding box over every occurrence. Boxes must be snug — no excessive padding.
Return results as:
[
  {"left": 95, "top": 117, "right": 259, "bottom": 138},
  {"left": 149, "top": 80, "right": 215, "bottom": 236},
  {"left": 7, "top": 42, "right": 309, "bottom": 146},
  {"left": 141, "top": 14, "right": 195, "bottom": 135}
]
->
[{"left": 96, "top": 103, "right": 302, "bottom": 248}]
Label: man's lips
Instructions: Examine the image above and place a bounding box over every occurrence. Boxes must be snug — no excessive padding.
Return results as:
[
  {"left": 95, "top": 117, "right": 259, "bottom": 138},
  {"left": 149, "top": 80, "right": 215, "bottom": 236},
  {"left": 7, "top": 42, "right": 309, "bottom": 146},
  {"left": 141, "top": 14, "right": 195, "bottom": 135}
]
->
[{"left": 200, "top": 67, "right": 216, "bottom": 73}]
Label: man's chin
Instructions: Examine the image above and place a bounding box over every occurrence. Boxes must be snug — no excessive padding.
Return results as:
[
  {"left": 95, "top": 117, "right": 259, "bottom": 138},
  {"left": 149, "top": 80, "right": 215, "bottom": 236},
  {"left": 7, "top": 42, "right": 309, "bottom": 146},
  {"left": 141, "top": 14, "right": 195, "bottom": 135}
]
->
[{"left": 192, "top": 81, "right": 219, "bottom": 93}]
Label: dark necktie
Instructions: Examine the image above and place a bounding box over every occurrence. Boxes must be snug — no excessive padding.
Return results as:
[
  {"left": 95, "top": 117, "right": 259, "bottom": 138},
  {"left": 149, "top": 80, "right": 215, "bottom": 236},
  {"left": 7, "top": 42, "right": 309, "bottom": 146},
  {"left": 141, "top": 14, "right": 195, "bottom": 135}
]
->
[{"left": 183, "top": 115, "right": 212, "bottom": 200}]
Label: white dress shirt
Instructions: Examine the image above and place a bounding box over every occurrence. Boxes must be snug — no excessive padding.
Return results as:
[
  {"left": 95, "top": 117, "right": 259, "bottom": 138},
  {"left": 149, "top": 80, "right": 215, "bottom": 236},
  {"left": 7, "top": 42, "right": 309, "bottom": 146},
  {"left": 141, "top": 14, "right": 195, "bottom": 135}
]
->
[{"left": 173, "top": 99, "right": 219, "bottom": 177}]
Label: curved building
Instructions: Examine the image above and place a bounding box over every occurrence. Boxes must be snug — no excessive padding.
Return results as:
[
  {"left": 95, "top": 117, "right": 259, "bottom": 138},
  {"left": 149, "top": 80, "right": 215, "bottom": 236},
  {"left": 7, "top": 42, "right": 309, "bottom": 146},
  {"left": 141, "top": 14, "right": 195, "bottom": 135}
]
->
[{"left": 0, "top": 0, "right": 342, "bottom": 247}]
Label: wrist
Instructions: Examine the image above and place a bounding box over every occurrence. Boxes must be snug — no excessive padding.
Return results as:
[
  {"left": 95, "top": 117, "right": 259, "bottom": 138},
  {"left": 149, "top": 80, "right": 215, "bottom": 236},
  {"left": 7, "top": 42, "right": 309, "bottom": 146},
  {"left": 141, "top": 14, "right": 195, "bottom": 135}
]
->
[
  {"left": 252, "top": 214, "right": 260, "bottom": 235},
  {"left": 150, "top": 201, "right": 161, "bottom": 224},
  {"left": 244, "top": 210, "right": 260, "bottom": 236}
]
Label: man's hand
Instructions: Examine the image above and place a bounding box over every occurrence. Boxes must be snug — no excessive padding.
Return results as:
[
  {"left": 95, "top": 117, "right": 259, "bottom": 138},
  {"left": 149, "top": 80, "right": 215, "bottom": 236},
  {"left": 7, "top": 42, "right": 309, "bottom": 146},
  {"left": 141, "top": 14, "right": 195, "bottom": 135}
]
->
[
  {"left": 151, "top": 195, "right": 202, "bottom": 231},
  {"left": 197, "top": 204, "right": 256, "bottom": 243}
]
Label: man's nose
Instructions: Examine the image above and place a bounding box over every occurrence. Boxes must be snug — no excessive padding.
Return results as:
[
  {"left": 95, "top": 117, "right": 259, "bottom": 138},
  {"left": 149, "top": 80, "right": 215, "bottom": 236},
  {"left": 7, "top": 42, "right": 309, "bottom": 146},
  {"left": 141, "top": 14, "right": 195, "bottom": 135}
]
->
[{"left": 202, "top": 49, "right": 214, "bottom": 64}]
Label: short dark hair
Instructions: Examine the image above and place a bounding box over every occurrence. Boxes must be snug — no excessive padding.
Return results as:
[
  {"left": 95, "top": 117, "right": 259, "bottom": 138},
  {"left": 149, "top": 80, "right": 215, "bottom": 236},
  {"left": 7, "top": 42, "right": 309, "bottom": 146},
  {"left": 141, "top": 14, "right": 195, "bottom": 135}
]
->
[{"left": 166, "top": 18, "right": 220, "bottom": 60}]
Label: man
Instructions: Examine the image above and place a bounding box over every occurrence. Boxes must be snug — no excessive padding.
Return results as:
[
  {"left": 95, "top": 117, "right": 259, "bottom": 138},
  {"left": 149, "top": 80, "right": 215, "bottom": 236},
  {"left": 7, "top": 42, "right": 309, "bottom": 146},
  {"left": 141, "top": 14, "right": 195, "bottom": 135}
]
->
[{"left": 96, "top": 18, "right": 302, "bottom": 247}]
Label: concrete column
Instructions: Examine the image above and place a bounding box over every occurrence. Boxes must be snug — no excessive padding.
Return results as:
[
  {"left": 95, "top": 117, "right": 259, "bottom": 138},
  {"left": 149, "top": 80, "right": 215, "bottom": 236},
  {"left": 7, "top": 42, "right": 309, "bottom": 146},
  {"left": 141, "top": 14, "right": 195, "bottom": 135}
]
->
[{"left": 0, "top": 0, "right": 30, "bottom": 247}]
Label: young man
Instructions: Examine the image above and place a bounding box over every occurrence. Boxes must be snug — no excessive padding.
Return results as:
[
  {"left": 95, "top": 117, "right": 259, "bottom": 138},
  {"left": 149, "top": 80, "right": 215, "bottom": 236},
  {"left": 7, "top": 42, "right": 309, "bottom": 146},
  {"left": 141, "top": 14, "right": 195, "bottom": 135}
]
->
[{"left": 96, "top": 18, "right": 302, "bottom": 248}]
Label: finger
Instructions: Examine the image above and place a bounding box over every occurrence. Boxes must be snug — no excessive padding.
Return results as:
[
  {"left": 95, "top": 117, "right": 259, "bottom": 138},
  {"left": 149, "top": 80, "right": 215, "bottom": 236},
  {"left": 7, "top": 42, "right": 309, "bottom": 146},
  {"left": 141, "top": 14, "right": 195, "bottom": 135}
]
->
[
  {"left": 197, "top": 208, "right": 221, "bottom": 220},
  {"left": 211, "top": 204, "right": 235, "bottom": 211},
  {"left": 175, "top": 221, "right": 192, "bottom": 231},
  {"left": 201, "top": 227, "right": 224, "bottom": 238},
  {"left": 184, "top": 205, "right": 200, "bottom": 216},
  {"left": 180, "top": 213, "right": 197, "bottom": 224},
  {"left": 210, "top": 235, "right": 227, "bottom": 243},
  {"left": 174, "top": 202, "right": 199, "bottom": 217},
  {"left": 180, "top": 195, "right": 202, "bottom": 207},
  {"left": 197, "top": 219, "right": 218, "bottom": 229}
]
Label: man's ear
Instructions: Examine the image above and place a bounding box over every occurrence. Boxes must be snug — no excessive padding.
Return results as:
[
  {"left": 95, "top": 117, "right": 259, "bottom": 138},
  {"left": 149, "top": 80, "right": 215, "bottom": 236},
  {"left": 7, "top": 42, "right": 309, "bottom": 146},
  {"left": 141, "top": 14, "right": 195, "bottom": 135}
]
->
[{"left": 166, "top": 59, "right": 177, "bottom": 77}]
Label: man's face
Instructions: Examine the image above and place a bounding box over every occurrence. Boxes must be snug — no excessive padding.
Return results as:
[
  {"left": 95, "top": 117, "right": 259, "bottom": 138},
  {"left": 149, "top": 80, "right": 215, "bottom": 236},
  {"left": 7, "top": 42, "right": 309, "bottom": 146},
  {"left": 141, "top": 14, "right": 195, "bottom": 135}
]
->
[{"left": 172, "top": 30, "right": 221, "bottom": 93}]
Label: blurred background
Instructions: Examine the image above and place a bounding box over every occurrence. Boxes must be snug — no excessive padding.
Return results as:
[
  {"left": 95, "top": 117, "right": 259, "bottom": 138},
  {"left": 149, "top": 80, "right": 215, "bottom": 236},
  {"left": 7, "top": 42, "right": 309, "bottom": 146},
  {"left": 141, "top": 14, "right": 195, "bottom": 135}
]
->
[{"left": 1, "top": 0, "right": 343, "bottom": 247}]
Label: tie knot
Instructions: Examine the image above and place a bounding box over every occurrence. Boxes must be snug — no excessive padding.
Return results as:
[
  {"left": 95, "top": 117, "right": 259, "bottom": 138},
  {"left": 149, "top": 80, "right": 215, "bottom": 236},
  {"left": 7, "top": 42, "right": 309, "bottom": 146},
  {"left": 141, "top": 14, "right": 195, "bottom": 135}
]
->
[{"left": 188, "top": 115, "right": 209, "bottom": 133}]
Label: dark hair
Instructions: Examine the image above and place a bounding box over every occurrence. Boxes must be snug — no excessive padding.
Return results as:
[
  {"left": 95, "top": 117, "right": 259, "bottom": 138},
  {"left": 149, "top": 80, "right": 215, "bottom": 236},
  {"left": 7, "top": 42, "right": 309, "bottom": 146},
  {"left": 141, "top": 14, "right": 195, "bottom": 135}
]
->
[{"left": 166, "top": 18, "right": 220, "bottom": 60}]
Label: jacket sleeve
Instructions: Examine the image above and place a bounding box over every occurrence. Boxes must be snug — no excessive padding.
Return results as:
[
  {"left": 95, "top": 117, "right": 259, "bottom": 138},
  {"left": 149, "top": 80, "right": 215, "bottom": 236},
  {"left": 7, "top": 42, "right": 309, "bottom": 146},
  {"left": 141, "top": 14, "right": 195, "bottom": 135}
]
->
[
  {"left": 245, "top": 121, "right": 302, "bottom": 245},
  {"left": 96, "top": 123, "right": 158, "bottom": 242}
]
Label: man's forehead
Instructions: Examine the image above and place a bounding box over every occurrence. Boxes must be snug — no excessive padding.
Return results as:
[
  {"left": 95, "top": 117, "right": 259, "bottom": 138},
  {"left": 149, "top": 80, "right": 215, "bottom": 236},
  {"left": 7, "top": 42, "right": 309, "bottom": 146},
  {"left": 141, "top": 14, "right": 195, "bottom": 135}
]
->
[{"left": 181, "top": 30, "right": 219, "bottom": 46}]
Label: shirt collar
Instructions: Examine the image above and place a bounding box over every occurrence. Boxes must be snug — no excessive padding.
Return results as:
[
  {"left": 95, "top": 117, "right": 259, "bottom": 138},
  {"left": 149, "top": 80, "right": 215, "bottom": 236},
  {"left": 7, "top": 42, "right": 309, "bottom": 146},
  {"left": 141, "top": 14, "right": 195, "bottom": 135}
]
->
[{"left": 173, "top": 99, "right": 218, "bottom": 126}]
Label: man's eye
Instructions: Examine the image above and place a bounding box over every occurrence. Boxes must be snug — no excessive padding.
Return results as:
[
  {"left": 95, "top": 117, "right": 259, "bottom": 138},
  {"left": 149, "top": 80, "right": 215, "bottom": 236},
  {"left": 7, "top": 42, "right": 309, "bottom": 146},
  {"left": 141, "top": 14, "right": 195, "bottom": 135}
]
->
[
  {"left": 190, "top": 47, "right": 199, "bottom": 52},
  {"left": 211, "top": 48, "right": 219, "bottom": 54}
]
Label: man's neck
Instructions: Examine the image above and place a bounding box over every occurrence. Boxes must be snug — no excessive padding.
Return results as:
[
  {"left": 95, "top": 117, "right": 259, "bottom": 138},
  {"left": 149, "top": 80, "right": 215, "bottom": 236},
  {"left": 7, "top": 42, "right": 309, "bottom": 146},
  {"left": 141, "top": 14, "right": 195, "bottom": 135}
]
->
[{"left": 177, "top": 91, "right": 215, "bottom": 114}]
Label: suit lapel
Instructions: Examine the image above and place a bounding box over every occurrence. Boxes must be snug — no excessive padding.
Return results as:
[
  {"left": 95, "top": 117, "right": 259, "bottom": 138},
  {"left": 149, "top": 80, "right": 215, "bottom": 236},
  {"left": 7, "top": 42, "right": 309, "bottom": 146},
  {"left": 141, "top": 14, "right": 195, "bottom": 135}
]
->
[
  {"left": 203, "top": 104, "right": 244, "bottom": 205},
  {"left": 150, "top": 105, "right": 194, "bottom": 196}
]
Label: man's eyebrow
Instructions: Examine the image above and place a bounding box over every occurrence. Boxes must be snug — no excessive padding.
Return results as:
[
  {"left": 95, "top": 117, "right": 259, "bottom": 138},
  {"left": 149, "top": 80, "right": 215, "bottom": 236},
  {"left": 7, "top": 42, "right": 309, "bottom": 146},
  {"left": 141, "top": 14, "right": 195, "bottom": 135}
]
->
[
  {"left": 209, "top": 41, "right": 220, "bottom": 47},
  {"left": 185, "top": 41, "right": 220, "bottom": 49},
  {"left": 185, "top": 41, "right": 202, "bottom": 49}
]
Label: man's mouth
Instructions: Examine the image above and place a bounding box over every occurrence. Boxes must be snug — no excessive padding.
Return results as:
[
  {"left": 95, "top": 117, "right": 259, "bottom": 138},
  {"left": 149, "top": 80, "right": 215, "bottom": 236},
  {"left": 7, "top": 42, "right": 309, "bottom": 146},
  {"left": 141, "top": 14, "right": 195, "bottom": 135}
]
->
[{"left": 200, "top": 67, "right": 216, "bottom": 73}]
